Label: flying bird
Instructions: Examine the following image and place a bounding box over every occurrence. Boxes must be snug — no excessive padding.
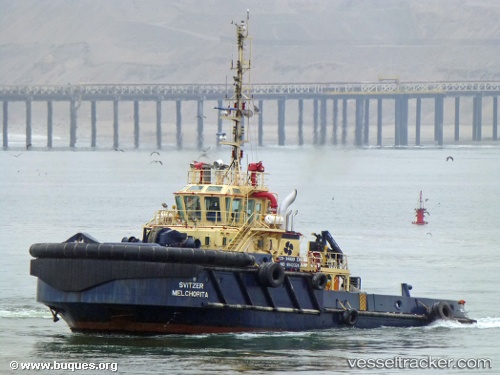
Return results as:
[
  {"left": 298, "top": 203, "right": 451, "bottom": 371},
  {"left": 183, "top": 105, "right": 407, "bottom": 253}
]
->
[
  {"left": 150, "top": 151, "right": 160, "bottom": 156},
  {"left": 199, "top": 146, "right": 211, "bottom": 159},
  {"left": 150, "top": 160, "right": 163, "bottom": 165},
  {"left": 161, "top": 203, "right": 168, "bottom": 209},
  {"left": 446, "top": 156, "right": 454, "bottom": 161}
]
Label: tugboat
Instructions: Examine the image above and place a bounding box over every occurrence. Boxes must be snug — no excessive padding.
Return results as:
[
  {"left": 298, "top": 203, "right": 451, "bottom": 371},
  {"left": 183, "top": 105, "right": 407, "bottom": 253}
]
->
[{"left": 30, "top": 13, "right": 475, "bottom": 334}]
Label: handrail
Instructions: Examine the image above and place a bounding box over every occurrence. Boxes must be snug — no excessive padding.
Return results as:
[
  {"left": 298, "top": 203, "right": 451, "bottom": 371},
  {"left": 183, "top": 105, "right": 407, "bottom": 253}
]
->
[
  {"left": 187, "top": 169, "right": 267, "bottom": 188},
  {"left": 146, "top": 206, "right": 274, "bottom": 229},
  {"left": 301, "top": 252, "right": 348, "bottom": 272}
]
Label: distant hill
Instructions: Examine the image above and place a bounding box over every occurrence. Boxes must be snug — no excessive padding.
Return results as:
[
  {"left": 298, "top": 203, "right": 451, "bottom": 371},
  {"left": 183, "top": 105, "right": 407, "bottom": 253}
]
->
[{"left": 0, "top": 0, "right": 499, "bottom": 85}]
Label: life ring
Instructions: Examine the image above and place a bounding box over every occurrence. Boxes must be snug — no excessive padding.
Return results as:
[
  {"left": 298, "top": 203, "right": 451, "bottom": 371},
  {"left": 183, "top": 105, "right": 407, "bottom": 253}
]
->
[
  {"left": 342, "top": 309, "right": 359, "bottom": 326},
  {"left": 427, "top": 301, "right": 453, "bottom": 321},
  {"left": 311, "top": 273, "right": 328, "bottom": 290},
  {"left": 257, "top": 262, "right": 285, "bottom": 288}
]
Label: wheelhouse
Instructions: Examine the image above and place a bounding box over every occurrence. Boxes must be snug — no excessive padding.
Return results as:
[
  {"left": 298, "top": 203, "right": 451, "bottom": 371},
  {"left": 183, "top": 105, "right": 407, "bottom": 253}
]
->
[{"left": 174, "top": 184, "right": 268, "bottom": 227}]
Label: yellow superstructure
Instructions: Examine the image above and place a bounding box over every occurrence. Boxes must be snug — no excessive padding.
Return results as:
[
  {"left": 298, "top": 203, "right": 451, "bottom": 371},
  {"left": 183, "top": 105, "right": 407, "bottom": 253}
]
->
[{"left": 142, "top": 11, "right": 351, "bottom": 293}]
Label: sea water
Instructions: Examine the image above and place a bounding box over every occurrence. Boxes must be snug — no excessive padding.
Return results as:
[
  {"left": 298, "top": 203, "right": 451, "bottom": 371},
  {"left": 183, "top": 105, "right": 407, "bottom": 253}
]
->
[{"left": 0, "top": 146, "right": 499, "bottom": 374}]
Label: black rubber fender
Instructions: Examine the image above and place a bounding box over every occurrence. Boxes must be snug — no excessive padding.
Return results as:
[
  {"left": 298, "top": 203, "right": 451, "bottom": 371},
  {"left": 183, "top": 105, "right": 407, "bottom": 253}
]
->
[
  {"left": 427, "top": 301, "right": 453, "bottom": 321},
  {"left": 311, "top": 273, "right": 328, "bottom": 290},
  {"left": 342, "top": 309, "right": 359, "bottom": 326},
  {"left": 257, "top": 262, "right": 285, "bottom": 288},
  {"left": 29, "top": 242, "right": 255, "bottom": 268}
]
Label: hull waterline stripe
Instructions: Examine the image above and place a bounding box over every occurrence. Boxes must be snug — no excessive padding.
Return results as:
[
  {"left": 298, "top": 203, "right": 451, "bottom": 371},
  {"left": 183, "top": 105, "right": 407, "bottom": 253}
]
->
[
  {"left": 207, "top": 302, "right": 320, "bottom": 315},
  {"left": 324, "top": 307, "right": 427, "bottom": 320},
  {"left": 207, "top": 303, "right": 474, "bottom": 323}
]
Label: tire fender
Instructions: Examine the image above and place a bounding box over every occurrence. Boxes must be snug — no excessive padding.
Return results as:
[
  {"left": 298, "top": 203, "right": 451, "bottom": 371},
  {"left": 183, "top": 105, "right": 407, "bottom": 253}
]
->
[
  {"left": 257, "top": 262, "right": 285, "bottom": 288},
  {"left": 311, "top": 273, "right": 328, "bottom": 290},
  {"left": 342, "top": 309, "right": 359, "bottom": 326},
  {"left": 427, "top": 301, "right": 453, "bottom": 321}
]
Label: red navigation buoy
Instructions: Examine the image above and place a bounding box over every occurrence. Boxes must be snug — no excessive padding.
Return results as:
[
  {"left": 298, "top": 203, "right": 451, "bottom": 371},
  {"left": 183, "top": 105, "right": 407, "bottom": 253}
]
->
[{"left": 412, "top": 191, "right": 428, "bottom": 225}]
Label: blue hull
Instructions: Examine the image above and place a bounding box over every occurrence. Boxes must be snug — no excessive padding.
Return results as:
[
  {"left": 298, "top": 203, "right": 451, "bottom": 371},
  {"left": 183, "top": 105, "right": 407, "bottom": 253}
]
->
[{"left": 31, "top": 257, "right": 473, "bottom": 334}]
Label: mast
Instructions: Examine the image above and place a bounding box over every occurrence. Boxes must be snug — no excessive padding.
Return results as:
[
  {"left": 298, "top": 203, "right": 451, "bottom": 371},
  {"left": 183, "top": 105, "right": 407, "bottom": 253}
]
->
[{"left": 220, "top": 11, "right": 251, "bottom": 184}]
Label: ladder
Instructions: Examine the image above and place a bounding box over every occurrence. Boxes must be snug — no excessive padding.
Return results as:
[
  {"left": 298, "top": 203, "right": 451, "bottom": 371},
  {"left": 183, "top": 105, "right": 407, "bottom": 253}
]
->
[{"left": 226, "top": 224, "right": 253, "bottom": 251}]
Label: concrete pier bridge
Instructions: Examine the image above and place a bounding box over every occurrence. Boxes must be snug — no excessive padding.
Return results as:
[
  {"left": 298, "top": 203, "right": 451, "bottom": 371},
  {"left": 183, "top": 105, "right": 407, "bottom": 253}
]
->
[{"left": 1, "top": 81, "right": 499, "bottom": 149}]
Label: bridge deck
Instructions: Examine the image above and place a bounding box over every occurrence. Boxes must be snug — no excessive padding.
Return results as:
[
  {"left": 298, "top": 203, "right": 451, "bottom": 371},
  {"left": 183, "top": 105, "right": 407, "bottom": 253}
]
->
[{"left": 0, "top": 81, "right": 499, "bottom": 100}]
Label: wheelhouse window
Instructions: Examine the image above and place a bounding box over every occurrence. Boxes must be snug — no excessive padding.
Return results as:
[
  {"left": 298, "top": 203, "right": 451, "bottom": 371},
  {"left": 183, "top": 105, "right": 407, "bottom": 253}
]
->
[
  {"left": 184, "top": 195, "right": 201, "bottom": 220},
  {"left": 225, "top": 197, "right": 231, "bottom": 222},
  {"left": 231, "top": 198, "right": 241, "bottom": 222},
  {"left": 175, "top": 195, "right": 185, "bottom": 221},
  {"left": 225, "top": 197, "right": 242, "bottom": 224},
  {"left": 255, "top": 201, "right": 262, "bottom": 221},
  {"left": 246, "top": 199, "right": 256, "bottom": 222},
  {"left": 205, "top": 196, "right": 221, "bottom": 222},
  {"left": 244, "top": 199, "right": 263, "bottom": 223}
]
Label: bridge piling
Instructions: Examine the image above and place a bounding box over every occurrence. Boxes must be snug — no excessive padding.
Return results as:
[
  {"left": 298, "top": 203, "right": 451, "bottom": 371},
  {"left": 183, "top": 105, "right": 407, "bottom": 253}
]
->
[
  {"left": 113, "top": 99, "right": 119, "bottom": 149},
  {"left": 377, "top": 98, "right": 382, "bottom": 146},
  {"left": 415, "top": 98, "right": 421, "bottom": 146},
  {"left": 155, "top": 99, "right": 161, "bottom": 149},
  {"left": 197, "top": 99, "right": 204, "bottom": 150},
  {"left": 434, "top": 96, "right": 444, "bottom": 146},
  {"left": 363, "top": 98, "right": 369, "bottom": 145},
  {"left": 395, "top": 96, "right": 409, "bottom": 146},
  {"left": 493, "top": 96, "right": 498, "bottom": 141},
  {"left": 26, "top": 98, "right": 32, "bottom": 148},
  {"left": 298, "top": 99, "right": 303, "bottom": 146},
  {"left": 454, "top": 97, "right": 460, "bottom": 142},
  {"left": 331, "top": 99, "right": 338, "bottom": 145},
  {"left": 70, "top": 98, "right": 77, "bottom": 148},
  {"left": 176, "top": 100, "right": 182, "bottom": 150},
  {"left": 133, "top": 100, "right": 139, "bottom": 148},
  {"left": 216, "top": 99, "right": 223, "bottom": 148},
  {"left": 47, "top": 101, "right": 53, "bottom": 148},
  {"left": 91, "top": 101, "right": 97, "bottom": 148},
  {"left": 394, "top": 97, "right": 401, "bottom": 146},
  {"left": 472, "top": 96, "right": 483, "bottom": 141},
  {"left": 342, "top": 99, "right": 348, "bottom": 145},
  {"left": 257, "top": 99, "right": 263, "bottom": 147},
  {"left": 312, "top": 99, "right": 318, "bottom": 145},
  {"left": 278, "top": 98, "right": 286, "bottom": 146},
  {"left": 2, "top": 101, "right": 7, "bottom": 148},
  {"left": 355, "top": 98, "right": 364, "bottom": 147},
  {"left": 402, "top": 96, "right": 409, "bottom": 146},
  {"left": 320, "top": 98, "right": 327, "bottom": 145}
]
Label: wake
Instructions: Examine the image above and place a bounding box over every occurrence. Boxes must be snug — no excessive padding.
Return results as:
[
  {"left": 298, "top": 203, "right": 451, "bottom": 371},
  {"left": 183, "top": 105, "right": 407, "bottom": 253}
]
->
[{"left": 426, "top": 317, "right": 500, "bottom": 329}]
